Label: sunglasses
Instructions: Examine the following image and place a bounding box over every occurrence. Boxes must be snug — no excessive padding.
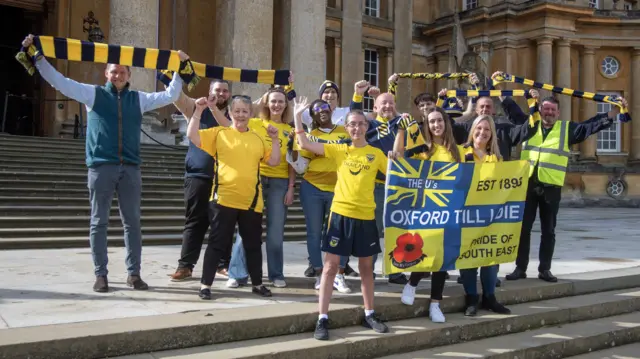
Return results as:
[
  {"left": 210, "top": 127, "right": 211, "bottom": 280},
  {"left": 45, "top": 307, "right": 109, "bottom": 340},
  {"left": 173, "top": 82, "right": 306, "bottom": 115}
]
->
[{"left": 312, "top": 103, "right": 331, "bottom": 114}]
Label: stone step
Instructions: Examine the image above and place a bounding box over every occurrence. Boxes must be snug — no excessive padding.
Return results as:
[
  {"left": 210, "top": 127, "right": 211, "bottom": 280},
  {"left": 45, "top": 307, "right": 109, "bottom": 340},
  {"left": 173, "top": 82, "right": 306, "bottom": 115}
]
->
[
  {"left": 0, "top": 171, "right": 185, "bottom": 184},
  {"left": 0, "top": 223, "right": 309, "bottom": 239},
  {"left": 0, "top": 179, "right": 185, "bottom": 191},
  {"left": 0, "top": 231, "right": 308, "bottom": 249},
  {"left": 0, "top": 158, "right": 185, "bottom": 172},
  {"left": 1, "top": 270, "right": 639, "bottom": 359},
  {"left": 0, "top": 196, "right": 301, "bottom": 207},
  {"left": 0, "top": 187, "right": 185, "bottom": 199},
  {"left": 567, "top": 343, "right": 640, "bottom": 358},
  {"left": 0, "top": 214, "right": 307, "bottom": 229},
  {"left": 0, "top": 150, "right": 186, "bottom": 166},
  {"left": 381, "top": 312, "right": 640, "bottom": 359},
  {"left": 0, "top": 147, "right": 188, "bottom": 162},
  {"left": 0, "top": 134, "right": 188, "bottom": 154},
  {"left": 0, "top": 163, "right": 185, "bottom": 176},
  {"left": 0, "top": 205, "right": 303, "bottom": 216}
]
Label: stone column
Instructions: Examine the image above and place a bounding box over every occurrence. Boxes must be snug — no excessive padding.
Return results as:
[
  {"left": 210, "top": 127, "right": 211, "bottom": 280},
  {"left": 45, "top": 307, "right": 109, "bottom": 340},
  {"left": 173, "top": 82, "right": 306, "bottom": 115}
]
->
[
  {"left": 631, "top": 48, "right": 640, "bottom": 162},
  {"left": 436, "top": 53, "right": 449, "bottom": 92},
  {"left": 215, "top": 0, "right": 274, "bottom": 100},
  {"left": 536, "top": 36, "right": 554, "bottom": 97},
  {"left": 393, "top": 0, "right": 413, "bottom": 113},
  {"left": 385, "top": 49, "right": 394, "bottom": 93},
  {"left": 279, "top": 0, "right": 326, "bottom": 102},
  {"left": 111, "top": 0, "right": 177, "bottom": 144},
  {"left": 110, "top": 0, "right": 159, "bottom": 93},
  {"left": 333, "top": 38, "right": 342, "bottom": 87},
  {"left": 340, "top": 0, "right": 363, "bottom": 107},
  {"left": 580, "top": 46, "right": 598, "bottom": 162},
  {"left": 555, "top": 39, "right": 572, "bottom": 125}
]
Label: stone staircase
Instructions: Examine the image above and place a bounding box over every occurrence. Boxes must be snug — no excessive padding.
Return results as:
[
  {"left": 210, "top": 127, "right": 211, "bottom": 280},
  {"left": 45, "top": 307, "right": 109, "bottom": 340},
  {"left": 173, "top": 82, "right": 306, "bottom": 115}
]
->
[
  {"left": 0, "top": 133, "right": 306, "bottom": 249},
  {"left": 1, "top": 268, "right": 640, "bottom": 358}
]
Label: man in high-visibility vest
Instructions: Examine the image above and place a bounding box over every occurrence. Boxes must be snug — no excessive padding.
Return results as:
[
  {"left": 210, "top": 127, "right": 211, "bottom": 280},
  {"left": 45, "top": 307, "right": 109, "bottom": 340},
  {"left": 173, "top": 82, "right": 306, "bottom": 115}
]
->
[{"left": 506, "top": 95, "right": 629, "bottom": 283}]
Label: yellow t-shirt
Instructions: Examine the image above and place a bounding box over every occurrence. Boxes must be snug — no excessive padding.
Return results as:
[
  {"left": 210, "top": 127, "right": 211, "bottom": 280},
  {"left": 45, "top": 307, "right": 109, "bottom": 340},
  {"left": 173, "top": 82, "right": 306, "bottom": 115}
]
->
[
  {"left": 248, "top": 118, "right": 292, "bottom": 178},
  {"left": 463, "top": 146, "right": 500, "bottom": 163},
  {"left": 411, "top": 144, "right": 465, "bottom": 162},
  {"left": 296, "top": 126, "right": 349, "bottom": 192},
  {"left": 198, "top": 127, "right": 271, "bottom": 213},
  {"left": 324, "top": 143, "right": 388, "bottom": 220}
]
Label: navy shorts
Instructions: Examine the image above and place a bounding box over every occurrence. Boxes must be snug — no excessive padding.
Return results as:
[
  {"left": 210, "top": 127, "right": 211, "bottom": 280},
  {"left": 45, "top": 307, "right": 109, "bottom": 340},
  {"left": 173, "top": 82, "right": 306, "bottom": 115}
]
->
[{"left": 322, "top": 212, "right": 381, "bottom": 258}]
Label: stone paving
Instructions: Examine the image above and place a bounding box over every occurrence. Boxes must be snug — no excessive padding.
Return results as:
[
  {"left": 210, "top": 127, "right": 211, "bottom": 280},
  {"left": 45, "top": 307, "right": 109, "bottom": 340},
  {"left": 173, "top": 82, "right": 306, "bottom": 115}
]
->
[{"left": 0, "top": 208, "right": 638, "bottom": 330}]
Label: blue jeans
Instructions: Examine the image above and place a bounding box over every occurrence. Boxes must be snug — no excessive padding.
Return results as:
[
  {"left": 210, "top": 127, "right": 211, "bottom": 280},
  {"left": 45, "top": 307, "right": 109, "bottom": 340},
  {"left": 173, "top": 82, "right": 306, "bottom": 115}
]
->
[
  {"left": 460, "top": 265, "right": 499, "bottom": 296},
  {"left": 372, "top": 183, "right": 404, "bottom": 279},
  {"left": 299, "top": 180, "right": 348, "bottom": 270},
  {"left": 87, "top": 164, "right": 142, "bottom": 277},
  {"left": 228, "top": 230, "right": 249, "bottom": 283},
  {"left": 228, "top": 176, "right": 288, "bottom": 281}
]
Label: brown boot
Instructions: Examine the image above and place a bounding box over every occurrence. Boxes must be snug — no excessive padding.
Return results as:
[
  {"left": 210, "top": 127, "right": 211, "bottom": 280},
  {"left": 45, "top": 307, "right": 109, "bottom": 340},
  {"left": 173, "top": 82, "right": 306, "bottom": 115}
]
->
[
  {"left": 127, "top": 275, "right": 149, "bottom": 290},
  {"left": 93, "top": 276, "right": 109, "bottom": 293},
  {"left": 169, "top": 267, "right": 193, "bottom": 282}
]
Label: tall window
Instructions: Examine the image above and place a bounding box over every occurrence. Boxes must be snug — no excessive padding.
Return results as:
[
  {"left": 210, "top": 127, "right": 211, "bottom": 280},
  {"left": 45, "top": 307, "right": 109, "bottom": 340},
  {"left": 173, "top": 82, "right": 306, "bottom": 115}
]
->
[
  {"left": 464, "top": 0, "right": 478, "bottom": 10},
  {"left": 596, "top": 92, "right": 621, "bottom": 153},
  {"left": 364, "top": 49, "right": 379, "bottom": 112},
  {"left": 364, "top": 0, "right": 379, "bottom": 17},
  {"left": 589, "top": 0, "right": 599, "bottom": 9},
  {"left": 624, "top": 1, "right": 633, "bottom": 10}
]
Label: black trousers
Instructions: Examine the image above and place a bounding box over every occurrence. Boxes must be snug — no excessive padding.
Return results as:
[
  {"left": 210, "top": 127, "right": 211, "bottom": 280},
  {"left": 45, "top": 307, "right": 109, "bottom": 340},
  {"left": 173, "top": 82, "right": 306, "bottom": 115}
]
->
[
  {"left": 178, "top": 177, "right": 231, "bottom": 270},
  {"left": 201, "top": 202, "right": 264, "bottom": 286},
  {"left": 515, "top": 182, "right": 562, "bottom": 272},
  {"left": 408, "top": 271, "right": 446, "bottom": 300}
]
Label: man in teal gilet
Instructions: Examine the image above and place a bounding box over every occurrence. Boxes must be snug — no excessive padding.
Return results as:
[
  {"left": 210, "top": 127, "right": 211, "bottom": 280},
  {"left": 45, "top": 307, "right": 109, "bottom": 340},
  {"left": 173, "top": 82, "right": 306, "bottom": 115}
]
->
[{"left": 22, "top": 34, "right": 186, "bottom": 293}]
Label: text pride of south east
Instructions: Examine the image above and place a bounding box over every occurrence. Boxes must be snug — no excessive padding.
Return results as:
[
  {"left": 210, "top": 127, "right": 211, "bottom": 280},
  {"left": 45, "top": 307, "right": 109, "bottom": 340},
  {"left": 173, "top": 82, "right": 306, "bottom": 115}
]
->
[{"left": 383, "top": 158, "right": 530, "bottom": 274}]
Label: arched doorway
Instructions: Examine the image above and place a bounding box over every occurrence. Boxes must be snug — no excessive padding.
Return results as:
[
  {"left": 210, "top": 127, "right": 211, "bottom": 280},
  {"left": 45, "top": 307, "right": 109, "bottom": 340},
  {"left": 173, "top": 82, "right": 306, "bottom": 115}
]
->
[{"left": 0, "top": 1, "right": 47, "bottom": 136}]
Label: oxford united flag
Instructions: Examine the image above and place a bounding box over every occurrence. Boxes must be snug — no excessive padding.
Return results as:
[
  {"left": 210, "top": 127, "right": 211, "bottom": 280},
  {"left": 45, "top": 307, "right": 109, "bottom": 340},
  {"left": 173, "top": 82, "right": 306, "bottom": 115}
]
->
[{"left": 383, "top": 158, "right": 530, "bottom": 274}]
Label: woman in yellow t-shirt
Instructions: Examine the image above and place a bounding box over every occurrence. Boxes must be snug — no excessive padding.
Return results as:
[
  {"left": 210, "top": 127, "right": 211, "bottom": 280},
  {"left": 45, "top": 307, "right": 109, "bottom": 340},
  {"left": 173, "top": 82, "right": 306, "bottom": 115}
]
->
[
  {"left": 459, "top": 114, "right": 511, "bottom": 317},
  {"left": 293, "top": 96, "right": 389, "bottom": 341},
  {"left": 290, "top": 99, "right": 353, "bottom": 294},
  {"left": 231, "top": 87, "right": 295, "bottom": 289},
  {"left": 389, "top": 107, "right": 463, "bottom": 324}
]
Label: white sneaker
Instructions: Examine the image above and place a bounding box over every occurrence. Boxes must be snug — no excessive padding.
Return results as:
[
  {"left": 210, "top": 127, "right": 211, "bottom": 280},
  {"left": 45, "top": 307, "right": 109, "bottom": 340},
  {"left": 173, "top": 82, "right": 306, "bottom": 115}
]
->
[
  {"left": 429, "top": 302, "right": 446, "bottom": 323},
  {"left": 314, "top": 276, "right": 321, "bottom": 290},
  {"left": 333, "top": 274, "right": 352, "bottom": 294},
  {"left": 226, "top": 279, "right": 239, "bottom": 288},
  {"left": 401, "top": 283, "right": 416, "bottom": 305},
  {"left": 273, "top": 279, "right": 287, "bottom": 288}
]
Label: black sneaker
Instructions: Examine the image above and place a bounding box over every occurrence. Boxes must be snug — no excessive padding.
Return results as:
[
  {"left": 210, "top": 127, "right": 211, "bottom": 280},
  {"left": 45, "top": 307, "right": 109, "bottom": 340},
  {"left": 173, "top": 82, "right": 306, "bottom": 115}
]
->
[
  {"left": 482, "top": 294, "right": 511, "bottom": 314},
  {"left": 304, "top": 263, "right": 316, "bottom": 278},
  {"left": 362, "top": 313, "right": 389, "bottom": 333},
  {"left": 506, "top": 267, "right": 527, "bottom": 281},
  {"left": 199, "top": 288, "right": 212, "bottom": 300},
  {"left": 314, "top": 318, "right": 329, "bottom": 340},
  {"left": 444, "top": 272, "right": 450, "bottom": 280},
  {"left": 388, "top": 273, "right": 409, "bottom": 285},
  {"left": 344, "top": 263, "right": 359, "bottom": 277},
  {"left": 538, "top": 270, "right": 558, "bottom": 283},
  {"left": 464, "top": 294, "right": 479, "bottom": 317},
  {"left": 93, "top": 276, "right": 108, "bottom": 293},
  {"left": 252, "top": 285, "right": 272, "bottom": 297}
]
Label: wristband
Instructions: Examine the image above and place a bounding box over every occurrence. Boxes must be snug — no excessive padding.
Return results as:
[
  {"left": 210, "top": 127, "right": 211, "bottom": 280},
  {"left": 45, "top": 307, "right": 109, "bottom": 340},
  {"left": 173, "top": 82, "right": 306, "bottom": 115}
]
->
[
  {"left": 295, "top": 129, "right": 306, "bottom": 134},
  {"left": 352, "top": 93, "right": 363, "bottom": 103}
]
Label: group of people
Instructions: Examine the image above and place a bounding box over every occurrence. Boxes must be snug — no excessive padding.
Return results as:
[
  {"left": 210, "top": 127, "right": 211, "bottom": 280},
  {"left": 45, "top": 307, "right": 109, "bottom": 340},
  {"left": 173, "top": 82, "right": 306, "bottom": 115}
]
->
[{"left": 22, "top": 33, "right": 629, "bottom": 342}]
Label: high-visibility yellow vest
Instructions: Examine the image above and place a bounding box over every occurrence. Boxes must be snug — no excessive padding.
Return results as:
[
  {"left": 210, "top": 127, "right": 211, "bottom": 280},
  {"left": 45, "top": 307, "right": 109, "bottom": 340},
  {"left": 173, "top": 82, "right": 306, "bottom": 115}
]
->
[{"left": 520, "top": 120, "right": 570, "bottom": 186}]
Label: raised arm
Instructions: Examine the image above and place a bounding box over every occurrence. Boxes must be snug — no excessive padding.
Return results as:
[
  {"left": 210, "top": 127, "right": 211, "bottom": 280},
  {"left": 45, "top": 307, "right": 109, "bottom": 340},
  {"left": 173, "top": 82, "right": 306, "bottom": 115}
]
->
[
  {"left": 139, "top": 57, "right": 184, "bottom": 113},
  {"left": 206, "top": 93, "right": 231, "bottom": 127},
  {"left": 264, "top": 125, "right": 282, "bottom": 167},
  {"left": 293, "top": 96, "right": 325, "bottom": 156},
  {"left": 186, "top": 97, "right": 209, "bottom": 148},
  {"left": 22, "top": 34, "right": 96, "bottom": 108}
]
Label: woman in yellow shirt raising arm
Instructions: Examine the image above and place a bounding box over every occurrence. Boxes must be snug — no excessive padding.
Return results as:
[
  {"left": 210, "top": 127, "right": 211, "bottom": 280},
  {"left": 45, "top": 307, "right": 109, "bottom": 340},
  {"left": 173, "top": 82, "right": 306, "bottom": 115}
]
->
[
  {"left": 187, "top": 95, "right": 281, "bottom": 300},
  {"left": 226, "top": 87, "right": 295, "bottom": 289},
  {"left": 389, "top": 107, "right": 463, "bottom": 324},
  {"left": 459, "top": 114, "right": 511, "bottom": 316},
  {"left": 293, "top": 96, "right": 389, "bottom": 341}
]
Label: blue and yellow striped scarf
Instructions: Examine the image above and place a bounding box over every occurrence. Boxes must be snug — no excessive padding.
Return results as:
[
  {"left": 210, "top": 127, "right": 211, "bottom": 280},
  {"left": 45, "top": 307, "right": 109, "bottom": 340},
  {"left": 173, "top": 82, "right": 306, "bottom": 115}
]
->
[
  {"left": 492, "top": 73, "right": 631, "bottom": 123},
  {"left": 16, "top": 36, "right": 290, "bottom": 91}
]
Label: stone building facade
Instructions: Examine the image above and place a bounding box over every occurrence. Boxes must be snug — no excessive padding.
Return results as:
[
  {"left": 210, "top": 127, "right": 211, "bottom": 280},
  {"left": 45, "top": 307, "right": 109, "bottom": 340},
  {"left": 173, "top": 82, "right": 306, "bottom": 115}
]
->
[{"left": 6, "top": 0, "right": 640, "bottom": 200}]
